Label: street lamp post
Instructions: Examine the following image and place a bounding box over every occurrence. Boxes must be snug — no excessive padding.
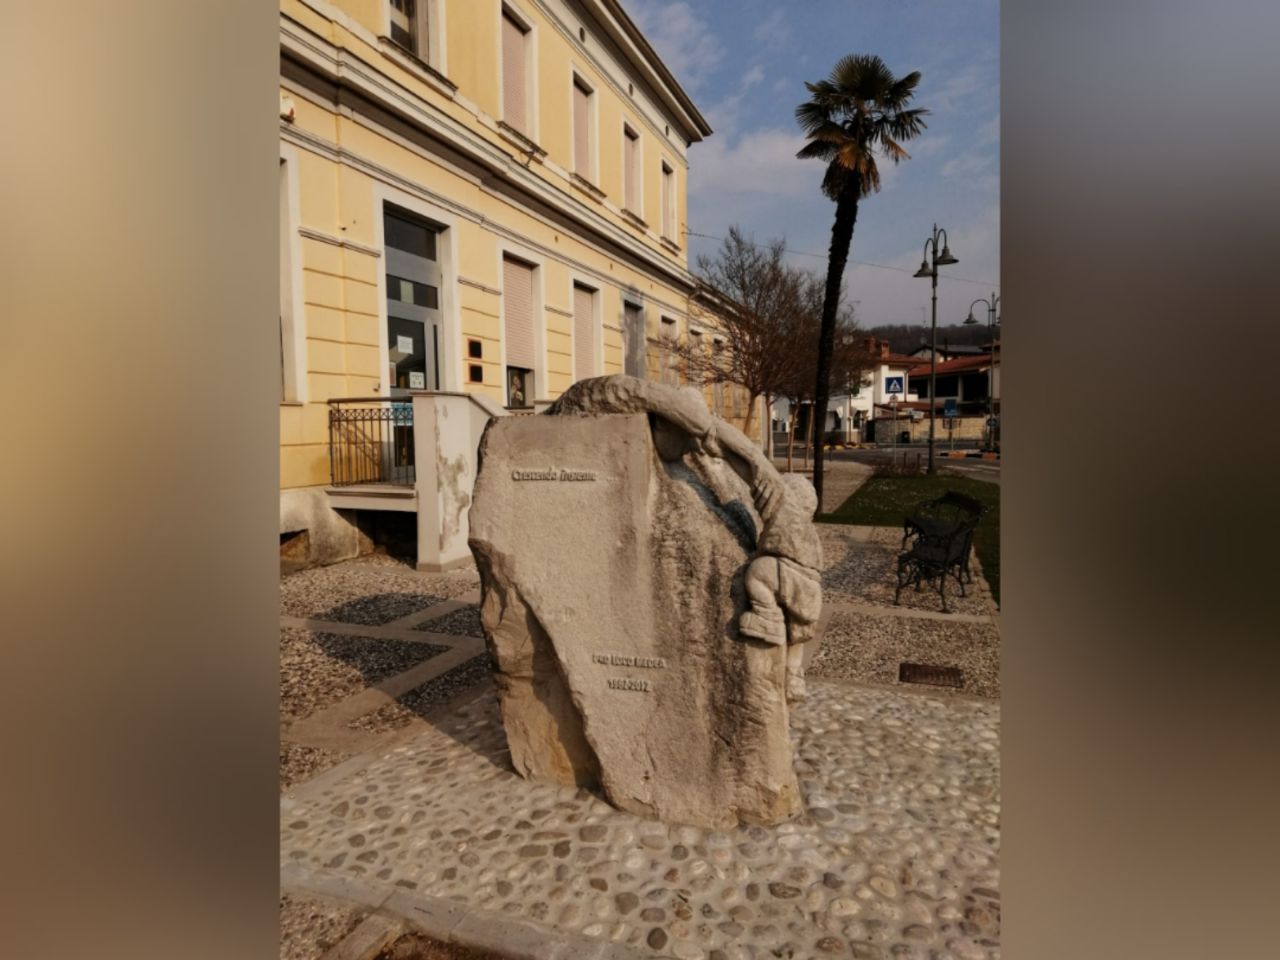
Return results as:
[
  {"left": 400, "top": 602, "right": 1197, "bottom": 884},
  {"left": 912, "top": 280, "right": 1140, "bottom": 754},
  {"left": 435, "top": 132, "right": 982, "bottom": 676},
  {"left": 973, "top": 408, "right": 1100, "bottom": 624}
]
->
[
  {"left": 913, "top": 224, "right": 959, "bottom": 475},
  {"left": 963, "top": 292, "right": 1001, "bottom": 452}
]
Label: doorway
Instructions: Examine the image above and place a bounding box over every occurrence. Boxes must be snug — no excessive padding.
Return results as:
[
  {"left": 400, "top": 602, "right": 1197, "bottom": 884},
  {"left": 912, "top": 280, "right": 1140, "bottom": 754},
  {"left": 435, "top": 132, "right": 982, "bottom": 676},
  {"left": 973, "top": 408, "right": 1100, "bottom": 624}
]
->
[{"left": 384, "top": 207, "right": 444, "bottom": 397}]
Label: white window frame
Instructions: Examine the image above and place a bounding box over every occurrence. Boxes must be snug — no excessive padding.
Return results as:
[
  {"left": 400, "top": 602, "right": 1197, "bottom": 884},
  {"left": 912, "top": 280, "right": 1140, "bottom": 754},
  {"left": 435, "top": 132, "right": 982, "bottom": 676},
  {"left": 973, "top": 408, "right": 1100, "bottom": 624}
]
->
[
  {"left": 498, "top": 1, "right": 539, "bottom": 142},
  {"left": 497, "top": 242, "right": 547, "bottom": 404},
  {"left": 382, "top": 0, "right": 447, "bottom": 73},
  {"left": 279, "top": 144, "right": 307, "bottom": 404},
  {"left": 569, "top": 68, "right": 599, "bottom": 185},
  {"left": 371, "top": 182, "right": 463, "bottom": 395},
  {"left": 622, "top": 122, "right": 643, "bottom": 218}
]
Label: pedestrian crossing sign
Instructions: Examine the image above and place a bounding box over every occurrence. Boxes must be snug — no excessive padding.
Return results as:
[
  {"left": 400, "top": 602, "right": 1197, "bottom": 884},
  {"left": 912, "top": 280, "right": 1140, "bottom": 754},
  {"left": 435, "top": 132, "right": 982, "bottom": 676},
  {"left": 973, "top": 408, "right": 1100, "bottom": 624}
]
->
[{"left": 885, "top": 376, "right": 904, "bottom": 394}]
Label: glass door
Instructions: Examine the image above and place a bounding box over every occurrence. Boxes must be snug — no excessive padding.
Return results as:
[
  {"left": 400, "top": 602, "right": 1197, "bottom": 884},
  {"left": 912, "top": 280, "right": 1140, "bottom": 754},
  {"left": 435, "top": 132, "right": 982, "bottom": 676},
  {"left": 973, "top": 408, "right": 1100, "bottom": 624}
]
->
[
  {"left": 384, "top": 208, "right": 443, "bottom": 398},
  {"left": 383, "top": 208, "right": 443, "bottom": 477}
]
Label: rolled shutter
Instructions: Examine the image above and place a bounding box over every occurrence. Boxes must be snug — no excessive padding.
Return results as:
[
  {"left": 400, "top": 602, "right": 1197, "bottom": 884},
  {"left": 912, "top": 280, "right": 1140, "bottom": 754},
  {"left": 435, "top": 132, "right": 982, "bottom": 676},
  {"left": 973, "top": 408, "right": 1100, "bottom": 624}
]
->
[
  {"left": 661, "top": 166, "right": 673, "bottom": 237},
  {"left": 502, "top": 13, "right": 526, "bottom": 133},
  {"left": 624, "top": 130, "right": 637, "bottom": 211},
  {"left": 623, "top": 301, "right": 644, "bottom": 377},
  {"left": 503, "top": 257, "right": 535, "bottom": 369},
  {"left": 573, "top": 285, "right": 594, "bottom": 381},
  {"left": 573, "top": 82, "right": 590, "bottom": 176}
]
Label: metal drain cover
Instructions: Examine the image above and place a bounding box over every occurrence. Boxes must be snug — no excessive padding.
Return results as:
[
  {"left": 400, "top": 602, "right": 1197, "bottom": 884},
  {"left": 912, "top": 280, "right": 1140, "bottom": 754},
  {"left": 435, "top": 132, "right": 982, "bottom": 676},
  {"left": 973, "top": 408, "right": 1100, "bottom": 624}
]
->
[{"left": 899, "top": 662, "right": 964, "bottom": 688}]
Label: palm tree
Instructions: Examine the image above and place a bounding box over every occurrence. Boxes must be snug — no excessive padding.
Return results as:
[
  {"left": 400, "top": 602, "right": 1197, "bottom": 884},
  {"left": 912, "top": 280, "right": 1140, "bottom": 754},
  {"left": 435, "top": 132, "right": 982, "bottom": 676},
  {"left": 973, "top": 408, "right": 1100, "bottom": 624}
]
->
[{"left": 796, "top": 54, "right": 927, "bottom": 514}]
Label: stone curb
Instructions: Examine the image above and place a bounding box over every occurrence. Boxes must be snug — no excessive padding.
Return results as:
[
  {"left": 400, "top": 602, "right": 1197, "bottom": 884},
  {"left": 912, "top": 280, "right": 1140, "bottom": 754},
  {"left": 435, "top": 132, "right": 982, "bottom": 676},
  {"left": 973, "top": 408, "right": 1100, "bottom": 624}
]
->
[
  {"left": 318, "top": 913, "right": 403, "bottom": 960},
  {"left": 282, "top": 863, "right": 672, "bottom": 960}
]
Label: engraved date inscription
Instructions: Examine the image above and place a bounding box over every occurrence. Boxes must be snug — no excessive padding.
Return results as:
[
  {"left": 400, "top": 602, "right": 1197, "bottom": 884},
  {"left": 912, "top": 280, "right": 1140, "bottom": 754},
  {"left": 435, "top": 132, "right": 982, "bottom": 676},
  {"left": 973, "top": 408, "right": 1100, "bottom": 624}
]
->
[{"left": 607, "top": 678, "right": 651, "bottom": 692}]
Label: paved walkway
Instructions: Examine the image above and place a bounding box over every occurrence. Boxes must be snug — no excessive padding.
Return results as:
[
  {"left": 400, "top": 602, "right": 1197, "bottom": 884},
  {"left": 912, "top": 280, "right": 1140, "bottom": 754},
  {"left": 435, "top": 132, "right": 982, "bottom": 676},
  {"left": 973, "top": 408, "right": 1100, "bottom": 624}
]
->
[{"left": 279, "top": 525, "right": 1000, "bottom": 960}]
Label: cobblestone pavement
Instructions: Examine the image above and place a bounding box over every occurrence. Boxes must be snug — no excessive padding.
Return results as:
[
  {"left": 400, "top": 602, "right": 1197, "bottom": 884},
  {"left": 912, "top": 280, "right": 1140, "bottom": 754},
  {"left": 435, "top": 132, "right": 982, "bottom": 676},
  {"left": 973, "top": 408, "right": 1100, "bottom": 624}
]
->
[
  {"left": 279, "top": 531, "right": 999, "bottom": 958},
  {"left": 282, "top": 682, "right": 999, "bottom": 960}
]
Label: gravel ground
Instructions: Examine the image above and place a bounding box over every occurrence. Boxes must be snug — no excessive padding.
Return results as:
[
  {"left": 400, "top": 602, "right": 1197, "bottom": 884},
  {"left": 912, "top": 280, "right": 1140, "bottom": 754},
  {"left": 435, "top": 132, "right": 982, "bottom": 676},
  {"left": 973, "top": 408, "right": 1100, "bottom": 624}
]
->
[
  {"left": 282, "top": 681, "right": 1000, "bottom": 960},
  {"left": 818, "top": 528, "right": 992, "bottom": 616},
  {"left": 281, "top": 554, "right": 480, "bottom": 624},
  {"left": 280, "top": 741, "right": 351, "bottom": 793},
  {"left": 413, "top": 605, "right": 484, "bottom": 638},
  {"left": 348, "top": 656, "right": 495, "bottom": 735},
  {"left": 280, "top": 627, "right": 449, "bottom": 725},
  {"left": 810, "top": 611, "right": 1001, "bottom": 699},
  {"left": 279, "top": 893, "right": 365, "bottom": 960}
]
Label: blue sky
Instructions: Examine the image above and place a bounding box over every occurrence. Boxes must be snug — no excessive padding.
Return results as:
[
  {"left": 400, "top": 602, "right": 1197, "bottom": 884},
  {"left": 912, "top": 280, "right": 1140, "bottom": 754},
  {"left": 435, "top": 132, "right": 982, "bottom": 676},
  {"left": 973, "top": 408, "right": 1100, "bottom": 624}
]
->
[{"left": 627, "top": 0, "right": 1000, "bottom": 333}]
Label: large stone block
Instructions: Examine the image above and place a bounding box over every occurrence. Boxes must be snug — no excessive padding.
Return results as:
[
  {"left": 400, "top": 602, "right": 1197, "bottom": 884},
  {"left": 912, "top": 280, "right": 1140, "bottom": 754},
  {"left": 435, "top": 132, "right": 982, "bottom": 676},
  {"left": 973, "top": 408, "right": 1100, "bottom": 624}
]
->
[{"left": 469, "top": 403, "right": 805, "bottom": 829}]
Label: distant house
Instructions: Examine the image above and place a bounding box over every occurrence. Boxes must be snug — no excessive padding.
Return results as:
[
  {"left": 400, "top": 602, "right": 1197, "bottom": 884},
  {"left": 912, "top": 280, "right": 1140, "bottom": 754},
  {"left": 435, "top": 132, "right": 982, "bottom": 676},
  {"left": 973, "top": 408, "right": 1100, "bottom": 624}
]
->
[
  {"left": 771, "top": 338, "right": 920, "bottom": 445},
  {"left": 907, "top": 342, "right": 987, "bottom": 362},
  {"left": 906, "top": 345, "right": 1001, "bottom": 415}
]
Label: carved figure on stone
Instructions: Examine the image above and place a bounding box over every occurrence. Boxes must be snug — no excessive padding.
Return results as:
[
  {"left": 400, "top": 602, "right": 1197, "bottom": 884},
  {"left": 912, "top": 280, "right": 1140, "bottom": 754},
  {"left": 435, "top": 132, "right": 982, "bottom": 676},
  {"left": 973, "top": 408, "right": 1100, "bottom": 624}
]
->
[{"left": 738, "top": 474, "right": 823, "bottom": 701}]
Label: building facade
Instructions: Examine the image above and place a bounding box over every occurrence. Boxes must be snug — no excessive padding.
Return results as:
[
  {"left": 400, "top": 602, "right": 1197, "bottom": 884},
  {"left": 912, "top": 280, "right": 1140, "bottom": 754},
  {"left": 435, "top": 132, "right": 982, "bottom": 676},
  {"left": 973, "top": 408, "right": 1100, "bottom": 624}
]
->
[{"left": 279, "top": 0, "right": 758, "bottom": 567}]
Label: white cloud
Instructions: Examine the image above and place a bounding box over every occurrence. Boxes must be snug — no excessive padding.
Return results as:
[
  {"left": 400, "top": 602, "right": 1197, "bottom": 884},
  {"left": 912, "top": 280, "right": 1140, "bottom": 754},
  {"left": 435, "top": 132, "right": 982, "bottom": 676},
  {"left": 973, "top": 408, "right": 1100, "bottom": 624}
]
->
[
  {"left": 940, "top": 145, "right": 998, "bottom": 193},
  {"left": 752, "top": 9, "right": 792, "bottom": 49},
  {"left": 689, "top": 127, "right": 812, "bottom": 200},
  {"left": 742, "top": 64, "right": 765, "bottom": 90},
  {"left": 626, "top": 2, "right": 725, "bottom": 91}
]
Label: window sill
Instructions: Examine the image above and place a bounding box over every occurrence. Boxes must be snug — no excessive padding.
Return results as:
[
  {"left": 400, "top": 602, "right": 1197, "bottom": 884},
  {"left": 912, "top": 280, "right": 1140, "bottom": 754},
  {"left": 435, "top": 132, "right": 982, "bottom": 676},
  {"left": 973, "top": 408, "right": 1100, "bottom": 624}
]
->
[
  {"left": 659, "top": 236, "right": 682, "bottom": 255},
  {"left": 621, "top": 209, "right": 648, "bottom": 230},
  {"left": 376, "top": 37, "right": 458, "bottom": 96},
  {"left": 497, "top": 122, "right": 547, "bottom": 161},
  {"left": 280, "top": 400, "right": 305, "bottom": 407},
  {"left": 570, "top": 172, "right": 606, "bottom": 203}
]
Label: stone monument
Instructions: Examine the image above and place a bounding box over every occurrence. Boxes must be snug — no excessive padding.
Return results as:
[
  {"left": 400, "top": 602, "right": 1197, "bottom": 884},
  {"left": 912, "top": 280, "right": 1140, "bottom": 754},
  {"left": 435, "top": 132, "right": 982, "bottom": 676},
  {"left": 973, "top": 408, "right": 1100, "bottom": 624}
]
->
[{"left": 468, "top": 375, "right": 823, "bottom": 829}]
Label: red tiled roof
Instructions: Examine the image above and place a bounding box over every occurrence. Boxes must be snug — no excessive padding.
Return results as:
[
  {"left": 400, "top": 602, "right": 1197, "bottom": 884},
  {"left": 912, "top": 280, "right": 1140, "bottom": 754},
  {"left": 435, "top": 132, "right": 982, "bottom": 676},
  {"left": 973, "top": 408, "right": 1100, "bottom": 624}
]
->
[
  {"left": 879, "top": 354, "right": 921, "bottom": 367},
  {"left": 907, "top": 354, "right": 996, "bottom": 377}
]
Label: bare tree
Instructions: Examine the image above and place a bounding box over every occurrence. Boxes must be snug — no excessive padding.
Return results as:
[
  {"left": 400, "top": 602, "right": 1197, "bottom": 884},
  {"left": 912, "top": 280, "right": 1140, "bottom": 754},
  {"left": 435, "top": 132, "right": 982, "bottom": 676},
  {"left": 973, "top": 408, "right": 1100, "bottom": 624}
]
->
[
  {"left": 669, "top": 227, "right": 805, "bottom": 455},
  {"left": 777, "top": 272, "right": 877, "bottom": 476}
]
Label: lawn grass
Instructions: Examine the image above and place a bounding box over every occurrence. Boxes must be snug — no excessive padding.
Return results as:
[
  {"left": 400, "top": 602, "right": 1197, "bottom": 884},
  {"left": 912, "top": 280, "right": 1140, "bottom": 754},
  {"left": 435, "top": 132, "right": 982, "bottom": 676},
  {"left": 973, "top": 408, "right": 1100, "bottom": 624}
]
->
[{"left": 820, "top": 473, "right": 1001, "bottom": 605}]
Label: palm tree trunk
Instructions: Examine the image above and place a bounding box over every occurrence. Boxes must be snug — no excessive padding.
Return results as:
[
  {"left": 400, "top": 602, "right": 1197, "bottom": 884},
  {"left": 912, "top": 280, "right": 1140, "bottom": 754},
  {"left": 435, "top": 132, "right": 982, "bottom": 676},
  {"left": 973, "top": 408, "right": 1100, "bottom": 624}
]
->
[{"left": 811, "top": 179, "right": 861, "bottom": 517}]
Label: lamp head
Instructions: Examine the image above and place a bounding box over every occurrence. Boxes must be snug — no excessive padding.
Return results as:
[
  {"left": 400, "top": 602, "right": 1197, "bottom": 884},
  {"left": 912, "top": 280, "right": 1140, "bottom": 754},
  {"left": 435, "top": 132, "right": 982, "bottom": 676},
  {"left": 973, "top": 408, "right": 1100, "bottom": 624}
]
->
[
  {"left": 963, "top": 312, "right": 977, "bottom": 325},
  {"left": 936, "top": 245, "right": 958, "bottom": 266},
  {"left": 913, "top": 260, "right": 933, "bottom": 278}
]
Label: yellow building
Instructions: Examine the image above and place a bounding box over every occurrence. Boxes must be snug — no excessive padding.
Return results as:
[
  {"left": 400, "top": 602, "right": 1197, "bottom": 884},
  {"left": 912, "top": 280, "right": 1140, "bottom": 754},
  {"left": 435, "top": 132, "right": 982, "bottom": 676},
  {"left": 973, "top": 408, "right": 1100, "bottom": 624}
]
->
[{"left": 279, "top": 0, "right": 760, "bottom": 567}]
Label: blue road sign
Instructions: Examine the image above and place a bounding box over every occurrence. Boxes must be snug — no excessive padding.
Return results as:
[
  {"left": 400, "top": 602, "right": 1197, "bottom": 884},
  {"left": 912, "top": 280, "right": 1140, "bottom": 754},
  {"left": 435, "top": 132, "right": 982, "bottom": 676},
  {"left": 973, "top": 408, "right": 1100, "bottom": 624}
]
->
[
  {"left": 943, "top": 398, "right": 958, "bottom": 417},
  {"left": 885, "top": 376, "right": 904, "bottom": 394}
]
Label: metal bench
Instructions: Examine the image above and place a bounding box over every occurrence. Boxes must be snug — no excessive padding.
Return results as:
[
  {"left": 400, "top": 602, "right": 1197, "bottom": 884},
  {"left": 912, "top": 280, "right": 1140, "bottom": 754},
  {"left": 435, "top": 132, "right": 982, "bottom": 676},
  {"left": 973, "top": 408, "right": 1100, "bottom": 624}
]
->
[{"left": 895, "top": 492, "right": 985, "bottom": 611}]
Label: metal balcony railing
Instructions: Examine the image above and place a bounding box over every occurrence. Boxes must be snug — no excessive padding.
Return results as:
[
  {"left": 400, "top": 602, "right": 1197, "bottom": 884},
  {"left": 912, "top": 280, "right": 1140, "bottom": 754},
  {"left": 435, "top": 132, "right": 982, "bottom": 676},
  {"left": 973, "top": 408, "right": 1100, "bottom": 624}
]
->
[{"left": 327, "top": 397, "right": 415, "bottom": 487}]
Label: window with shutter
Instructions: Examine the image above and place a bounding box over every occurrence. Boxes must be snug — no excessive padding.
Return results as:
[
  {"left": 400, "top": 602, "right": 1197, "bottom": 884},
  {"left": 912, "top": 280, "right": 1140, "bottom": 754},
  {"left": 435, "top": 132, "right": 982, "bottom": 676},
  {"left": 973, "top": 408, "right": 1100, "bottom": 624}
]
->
[
  {"left": 623, "top": 126, "right": 639, "bottom": 214},
  {"left": 573, "top": 78, "right": 592, "bottom": 179},
  {"left": 502, "top": 257, "right": 536, "bottom": 372},
  {"left": 713, "top": 340, "right": 725, "bottom": 412},
  {"left": 573, "top": 284, "right": 595, "bottom": 381},
  {"left": 622, "top": 301, "right": 645, "bottom": 378},
  {"left": 389, "top": 0, "right": 419, "bottom": 54},
  {"left": 661, "top": 162, "right": 674, "bottom": 239},
  {"left": 687, "top": 329, "right": 703, "bottom": 384},
  {"left": 502, "top": 11, "right": 528, "bottom": 134},
  {"left": 659, "top": 317, "right": 677, "bottom": 385}
]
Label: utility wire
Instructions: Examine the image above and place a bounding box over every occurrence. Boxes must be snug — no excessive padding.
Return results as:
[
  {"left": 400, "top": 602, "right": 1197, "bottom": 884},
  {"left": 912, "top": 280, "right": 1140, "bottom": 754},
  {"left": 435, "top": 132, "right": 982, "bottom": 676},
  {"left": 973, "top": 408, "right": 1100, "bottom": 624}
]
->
[{"left": 684, "top": 229, "right": 1000, "bottom": 290}]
